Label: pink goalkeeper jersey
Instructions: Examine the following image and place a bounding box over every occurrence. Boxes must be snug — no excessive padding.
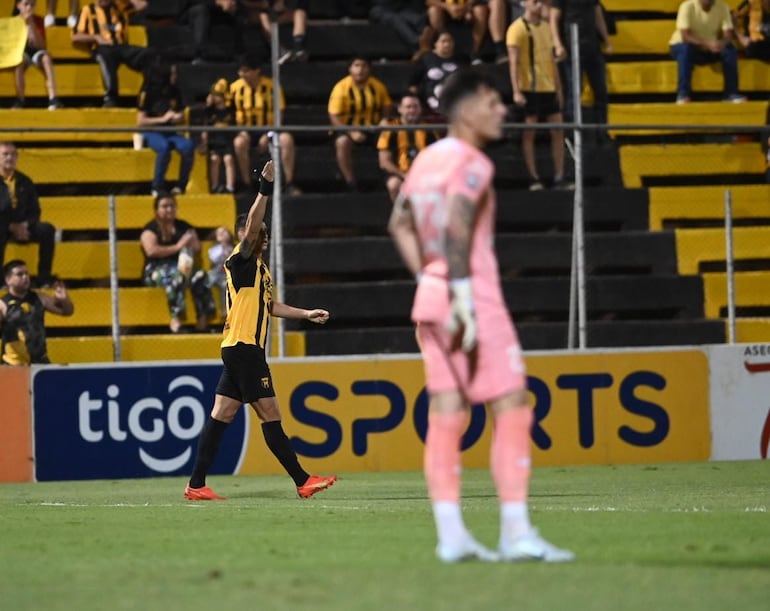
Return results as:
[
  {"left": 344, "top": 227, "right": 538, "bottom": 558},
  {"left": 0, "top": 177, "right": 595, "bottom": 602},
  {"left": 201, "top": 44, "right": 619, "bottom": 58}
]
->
[{"left": 401, "top": 137, "right": 507, "bottom": 325}]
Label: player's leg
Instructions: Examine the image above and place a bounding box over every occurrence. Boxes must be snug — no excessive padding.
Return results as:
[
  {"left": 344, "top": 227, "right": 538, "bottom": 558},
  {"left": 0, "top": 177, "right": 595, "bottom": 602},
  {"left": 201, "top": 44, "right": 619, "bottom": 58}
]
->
[
  {"left": 185, "top": 392, "right": 242, "bottom": 500},
  {"left": 252, "top": 395, "right": 337, "bottom": 498},
  {"left": 417, "top": 323, "right": 497, "bottom": 562},
  {"left": 489, "top": 391, "right": 574, "bottom": 562}
]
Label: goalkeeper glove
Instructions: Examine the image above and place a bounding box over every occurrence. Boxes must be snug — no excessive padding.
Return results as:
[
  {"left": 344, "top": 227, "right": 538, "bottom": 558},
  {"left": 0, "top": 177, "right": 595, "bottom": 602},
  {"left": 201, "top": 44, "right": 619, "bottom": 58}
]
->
[{"left": 447, "top": 277, "right": 477, "bottom": 352}]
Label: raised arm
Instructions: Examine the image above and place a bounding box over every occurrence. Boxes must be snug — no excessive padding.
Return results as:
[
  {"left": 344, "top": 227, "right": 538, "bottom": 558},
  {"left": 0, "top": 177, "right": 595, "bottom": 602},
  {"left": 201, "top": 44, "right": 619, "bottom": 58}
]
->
[{"left": 238, "top": 160, "right": 274, "bottom": 259}]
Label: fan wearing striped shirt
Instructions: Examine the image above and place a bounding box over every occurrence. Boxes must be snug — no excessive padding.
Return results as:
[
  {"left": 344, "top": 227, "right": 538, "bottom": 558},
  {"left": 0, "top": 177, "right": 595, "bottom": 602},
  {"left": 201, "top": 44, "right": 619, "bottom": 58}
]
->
[
  {"left": 328, "top": 56, "right": 394, "bottom": 191},
  {"left": 229, "top": 54, "right": 302, "bottom": 196}
]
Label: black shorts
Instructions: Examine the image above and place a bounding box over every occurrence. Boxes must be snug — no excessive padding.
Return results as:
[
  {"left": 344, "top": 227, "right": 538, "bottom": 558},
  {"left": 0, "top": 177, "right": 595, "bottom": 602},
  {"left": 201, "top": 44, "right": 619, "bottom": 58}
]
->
[
  {"left": 216, "top": 342, "right": 275, "bottom": 403},
  {"left": 208, "top": 138, "right": 234, "bottom": 157},
  {"left": 516, "top": 92, "right": 562, "bottom": 122}
]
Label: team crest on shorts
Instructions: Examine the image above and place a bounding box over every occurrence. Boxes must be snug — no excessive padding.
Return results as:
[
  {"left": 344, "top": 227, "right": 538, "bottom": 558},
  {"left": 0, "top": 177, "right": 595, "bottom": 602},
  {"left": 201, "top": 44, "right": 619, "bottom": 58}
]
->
[{"left": 261, "top": 377, "right": 270, "bottom": 389}]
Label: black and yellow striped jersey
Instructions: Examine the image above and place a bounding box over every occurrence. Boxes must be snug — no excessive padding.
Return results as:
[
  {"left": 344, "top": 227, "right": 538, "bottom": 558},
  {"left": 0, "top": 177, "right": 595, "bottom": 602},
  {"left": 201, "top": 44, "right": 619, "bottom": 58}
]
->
[
  {"left": 229, "top": 76, "right": 285, "bottom": 127},
  {"left": 376, "top": 119, "right": 440, "bottom": 173},
  {"left": 221, "top": 243, "right": 273, "bottom": 349},
  {"left": 734, "top": 0, "right": 770, "bottom": 41},
  {"left": 75, "top": 2, "right": 130, "bottom": 47},
  {"left": 327, "top": 75, "right": 393, "bottom": 126}
]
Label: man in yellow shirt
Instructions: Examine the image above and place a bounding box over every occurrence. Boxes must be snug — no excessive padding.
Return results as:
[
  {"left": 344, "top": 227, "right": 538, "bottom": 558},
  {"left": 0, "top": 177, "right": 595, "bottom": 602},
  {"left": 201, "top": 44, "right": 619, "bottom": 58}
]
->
[
  {"left": 669, "top": 0, "right": 746, "bottom": 104},
  {"left": 508, "top": 0, "right": 570, "bottom": 191}
]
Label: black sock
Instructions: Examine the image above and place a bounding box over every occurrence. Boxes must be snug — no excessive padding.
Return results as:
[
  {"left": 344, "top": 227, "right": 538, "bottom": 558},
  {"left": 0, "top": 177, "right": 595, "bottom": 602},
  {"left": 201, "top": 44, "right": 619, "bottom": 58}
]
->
[
  {"left": 261, "top": 421, "right": 309, "bottom": 486},
  {"left": 189, "top": 417, "right": 229, "bottom": 488},
  {"left": 293, "top": 35, "right": 305, "bottom": 50}
]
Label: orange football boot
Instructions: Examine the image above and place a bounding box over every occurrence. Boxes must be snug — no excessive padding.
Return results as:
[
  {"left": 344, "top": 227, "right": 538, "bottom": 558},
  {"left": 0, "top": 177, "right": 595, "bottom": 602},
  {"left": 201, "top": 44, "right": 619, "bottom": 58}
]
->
[
  {"left": 184, "top": 484, "right": 227, "bottom": 501},
  {"left": 297, "top": 474, "right": 337, "bottom": 499}
]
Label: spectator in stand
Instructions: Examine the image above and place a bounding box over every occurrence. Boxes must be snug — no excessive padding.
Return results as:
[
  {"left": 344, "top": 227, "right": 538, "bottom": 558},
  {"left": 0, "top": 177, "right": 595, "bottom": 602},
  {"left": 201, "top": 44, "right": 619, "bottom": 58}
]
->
[
  {"left": 136, "top": 58, "right": 195, "bottom": 196},
  {"left": 140, "top": 192, "right": 216, "bottom": 333},
  {"left": 43, "top": 0, "right": 79, "bottom": 27},
  {"left": 72, "top": 0, "right": 152, "bottom": 108},
  {"left": 550, "top": 0, "right": 612, "bottom": 128},
  {"left": 734, "top": 0, "right": 770, "bottom": 60},
  {"left": 0, "top": 259, "right": 73, "bottom": 365},
  {"left": 11, "top": 0, "right": 62, "bottom": 110},
  {"left": 0, "top": 141, "right": 57, "bottom": 289},
  {"left": 228, "top": 54, "right": 301, "bottom": 195},
  {"left": 369, "top": 0, "right": 434, "bottom": 61},
  {"left": 328, "top": 56, "right": 394, "bottom": 191},
  {"left": 244, "top": 0, "right": 310, "bottom": 64},
  {"left": 408, "top": 29, "right": 462, "bottom": 121},
  {"left": 206, "top": 224, "right": 234, "bottom": 316},
  {"left": 426, "top": 0, "right": 490, "bottom": 65},
  {"left": 669, "top": 0, "right": 746, "bottom": 104},
  {"left": 378, "top": 93, "right": 440, "bottom": 202},
  {"left": 508, "top": 0, "right": 570, "bottom": 190},
  {"left": 200, "top": 80, "right": 237, "bottom": 194}
]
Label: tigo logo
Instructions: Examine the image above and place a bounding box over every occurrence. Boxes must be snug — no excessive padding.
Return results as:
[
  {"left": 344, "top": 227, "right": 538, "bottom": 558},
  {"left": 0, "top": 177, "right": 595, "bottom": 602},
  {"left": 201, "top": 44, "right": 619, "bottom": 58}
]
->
[{"left": 32, "top": 364, "right": 248, "bottom": 481}]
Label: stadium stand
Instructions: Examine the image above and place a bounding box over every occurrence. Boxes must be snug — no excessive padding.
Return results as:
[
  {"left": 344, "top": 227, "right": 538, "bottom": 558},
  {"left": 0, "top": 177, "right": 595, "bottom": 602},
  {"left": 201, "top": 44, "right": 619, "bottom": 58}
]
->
[{"left": 1, "top": 0, "right": 769, "bottom": 362}]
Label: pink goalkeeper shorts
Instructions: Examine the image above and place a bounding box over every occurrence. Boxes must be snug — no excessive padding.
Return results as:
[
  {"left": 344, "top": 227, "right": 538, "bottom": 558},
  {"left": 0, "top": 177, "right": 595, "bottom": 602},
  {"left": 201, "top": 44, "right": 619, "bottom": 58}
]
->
[{"left": 416, "top": 310, "right": 527, "bottom": 405}]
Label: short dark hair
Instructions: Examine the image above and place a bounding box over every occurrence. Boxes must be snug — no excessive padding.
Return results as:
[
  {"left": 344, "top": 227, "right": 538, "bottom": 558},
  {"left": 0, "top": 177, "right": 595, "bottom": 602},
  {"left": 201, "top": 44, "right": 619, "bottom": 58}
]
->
[
  {"left": 153, "top": 191, "right": 176, "bottom": 211},
  {"left": 3, "top": 259, "right": 26, "bottom": 278},
  {"left": 239, "top": 53, "right": 262, "bottom": 71},
  {"left": 438, "top": 69, "right": 498, "bottom": 119},
  {"left": 234, "top": 215, "right": 267, "bottom": 245},
  {"left": 235, "top": 213, "right": 248, "bottom": 235}
]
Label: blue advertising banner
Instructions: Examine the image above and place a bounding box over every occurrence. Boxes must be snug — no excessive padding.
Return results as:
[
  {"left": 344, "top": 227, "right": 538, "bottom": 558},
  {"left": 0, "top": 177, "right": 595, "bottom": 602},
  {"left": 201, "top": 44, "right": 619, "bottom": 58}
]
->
[{"left": 32, "top": 363, "right": 248, "bottom": 481}]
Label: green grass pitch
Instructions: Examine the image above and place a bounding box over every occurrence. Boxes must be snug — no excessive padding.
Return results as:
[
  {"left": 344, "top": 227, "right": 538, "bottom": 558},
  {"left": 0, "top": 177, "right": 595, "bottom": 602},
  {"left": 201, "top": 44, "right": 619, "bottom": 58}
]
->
[{"left": 1, "top": 461, "right": 768, "bottom": 611}]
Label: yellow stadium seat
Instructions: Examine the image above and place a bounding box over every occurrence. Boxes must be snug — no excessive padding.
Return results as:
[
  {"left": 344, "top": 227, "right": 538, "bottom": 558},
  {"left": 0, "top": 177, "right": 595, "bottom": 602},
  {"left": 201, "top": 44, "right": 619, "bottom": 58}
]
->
[
  {"left": 674, "top": 227, "right": 770, "bottom": 275},
  {"left": 602, "top": 0, "right": 681, "bottom": 11},
  {"left": 619, "top": 143, "right": 765, "bottom": 188},
  {"left": 39, "top": 194, "right": 235, "bottom": 231},
  {"left": 648, "top": 185, "right": 770, "bottom": 230},
  {"left": 605, "top": 60, "right": 770, "bottom": 95},
  {"left": 0, "top": 108, "right": 136, "bottom": 143},
  {"left": 44, "top": 25, "right": 147, "bottom": 59},
  {"left": 47, "top": 331, "right": 307, "bottom": 363},
  {"left": 735, "top": 318, "right": 770, "bottom": 343},
  {"left": 609, "top": 101, "right": 770, "bottom": 136},
  {"left": 5, "top": 240, "right": 216, "bottom": 280},
  {"left": 40, "top": 287, "right": 224, "bottom": 328},
  {"left": 702, "top": 271, "right": 770, "bottom": 318},
  {"left": 0, "top": 64, "right": 142, "bottom": 98},
  {"left": 610, "top": 21, "right": 672, "bottom": 55},
  {"left": 12, "top": 147, "right": 209, "bottom": 194}
]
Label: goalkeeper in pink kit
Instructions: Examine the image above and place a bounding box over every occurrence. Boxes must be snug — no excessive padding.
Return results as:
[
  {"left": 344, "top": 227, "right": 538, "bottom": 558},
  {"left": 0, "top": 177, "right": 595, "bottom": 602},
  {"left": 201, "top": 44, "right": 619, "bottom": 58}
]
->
[{"left": 388, "top": 69, "right": 574, "bottom": 563}]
